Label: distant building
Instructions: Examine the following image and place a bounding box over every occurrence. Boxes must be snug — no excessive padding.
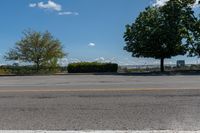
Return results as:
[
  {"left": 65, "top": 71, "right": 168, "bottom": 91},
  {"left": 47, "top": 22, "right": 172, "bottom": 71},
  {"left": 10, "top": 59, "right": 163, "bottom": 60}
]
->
[{"left": 177, "top": 60, "right": 185, "bottom": 68}]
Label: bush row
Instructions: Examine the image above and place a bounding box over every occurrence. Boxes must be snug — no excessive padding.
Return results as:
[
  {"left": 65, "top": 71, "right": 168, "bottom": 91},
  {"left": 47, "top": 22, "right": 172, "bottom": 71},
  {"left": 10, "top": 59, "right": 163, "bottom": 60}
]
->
[
  {"left": 0, "top": 66, "right": 68, "bottom": 75},
  {"left": 67, "top": 62, "right": 118, "bottom": 73}
]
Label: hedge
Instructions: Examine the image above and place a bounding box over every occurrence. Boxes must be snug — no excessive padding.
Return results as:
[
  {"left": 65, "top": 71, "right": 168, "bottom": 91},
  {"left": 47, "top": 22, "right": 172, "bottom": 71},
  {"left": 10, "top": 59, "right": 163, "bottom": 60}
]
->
[
  {"left": 0, "top": 66, "right": 68, "bottom": 75},
  {"left": 67, "top": 62, "right": 118, "bottom": 73}
]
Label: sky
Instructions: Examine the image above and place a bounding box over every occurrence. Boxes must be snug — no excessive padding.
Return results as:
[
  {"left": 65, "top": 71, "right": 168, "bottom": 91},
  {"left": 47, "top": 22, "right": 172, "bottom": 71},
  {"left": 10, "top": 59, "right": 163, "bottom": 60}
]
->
[{"left": 0, "top": 0, "right": 200, "bottom": 66}]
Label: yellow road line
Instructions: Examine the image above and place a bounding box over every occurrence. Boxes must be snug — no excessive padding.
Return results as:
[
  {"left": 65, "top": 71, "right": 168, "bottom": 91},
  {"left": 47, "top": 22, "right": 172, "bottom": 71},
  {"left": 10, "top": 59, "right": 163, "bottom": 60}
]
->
[{"left": 0, "top": 88, "right": 188, "bottom": 93}]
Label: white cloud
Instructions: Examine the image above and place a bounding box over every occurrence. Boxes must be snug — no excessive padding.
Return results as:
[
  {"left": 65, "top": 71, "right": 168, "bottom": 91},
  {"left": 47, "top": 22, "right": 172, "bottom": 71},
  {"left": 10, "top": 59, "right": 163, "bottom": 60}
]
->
[
  {"left": 94, "top": 57, "right": 118, "bottom": 63},
  {"left": 29, "top": 3, "right": 37, "bottom": 8},
  {"left": 193, "top": 0, "right": 200, "bottom": 8},
  {"left": 69, "top": 58, "right": 81, "bottom": 63},
  {"left": 29, "top": 0, "right": 62, "bottom": 11},
  {"left": 88, "top": 43, "right": 96, "bottom": 47},
  {"left": 58, "top": 12, "right": 79, "bottom": 16},
  {"left": 38, "top": 0, "right": 62, "bottom": 11},
  {"left": 29, "top": 0, "right": 79, "bottom": 16},
  {"left": 153, "top": 0, "right": 200, "bottom": 7},
  {"left": 153, "top": 0, "right": 168, "bottom": 7},
  {"left": 95, "top": 57, "right": 105, "bottom": 62},
  {"left": 58, "top": 58, "right": 69, "bottom": 66}
]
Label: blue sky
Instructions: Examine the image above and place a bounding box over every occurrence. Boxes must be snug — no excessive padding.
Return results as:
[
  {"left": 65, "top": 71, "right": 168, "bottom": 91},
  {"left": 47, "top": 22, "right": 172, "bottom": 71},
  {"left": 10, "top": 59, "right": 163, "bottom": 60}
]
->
[{"left": 0, "top": 0, "right": 199, "bottom": 66}]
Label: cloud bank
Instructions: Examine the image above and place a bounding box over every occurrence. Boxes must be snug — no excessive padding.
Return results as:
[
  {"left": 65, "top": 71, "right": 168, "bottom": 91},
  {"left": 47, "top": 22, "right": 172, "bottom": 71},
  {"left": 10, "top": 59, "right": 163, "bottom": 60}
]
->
[
  {"left": 29, "top": 0, "right": 62, "bottom": 11},
  {"left": 29, "top": 0, "right": 79, "bottom": 16},
  {"left": 37, "top": 0, "right": 62, "bottom": 11}
]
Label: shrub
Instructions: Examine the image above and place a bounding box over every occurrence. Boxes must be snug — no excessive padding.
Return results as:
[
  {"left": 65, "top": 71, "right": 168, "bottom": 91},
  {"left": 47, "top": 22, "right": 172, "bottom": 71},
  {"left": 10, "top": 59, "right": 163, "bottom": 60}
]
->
[
  {"left": 0, "top": 67, "right": 10, "bottom": 75},
  {"left": 67, "top": 62, "right": 118, "bottom": 73},
  {"left": 0, "top": 65, "right": 68, "bottom": 75}
]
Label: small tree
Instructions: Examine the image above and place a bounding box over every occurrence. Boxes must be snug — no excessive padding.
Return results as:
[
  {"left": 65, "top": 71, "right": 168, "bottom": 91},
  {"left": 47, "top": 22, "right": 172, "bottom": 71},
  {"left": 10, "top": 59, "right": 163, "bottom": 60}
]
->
[
  {"left": 5, "top": 30, "right": 66, "bottom": 72},
  {"left": 124, "top": 0, "right": 195, "bottom": 72}
]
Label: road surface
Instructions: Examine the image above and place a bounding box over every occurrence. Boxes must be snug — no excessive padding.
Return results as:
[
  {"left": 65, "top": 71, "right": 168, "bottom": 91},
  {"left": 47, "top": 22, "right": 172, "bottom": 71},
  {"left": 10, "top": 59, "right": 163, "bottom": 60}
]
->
[{"left": 0, "top": 75, "right": 199, "bottom": 130}]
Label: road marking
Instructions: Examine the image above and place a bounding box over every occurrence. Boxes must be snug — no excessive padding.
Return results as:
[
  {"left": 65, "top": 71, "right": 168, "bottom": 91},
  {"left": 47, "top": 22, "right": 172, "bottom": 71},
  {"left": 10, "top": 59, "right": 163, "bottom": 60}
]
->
[{"left": 0, "top": 88, "right": 192, "bottom": 93}]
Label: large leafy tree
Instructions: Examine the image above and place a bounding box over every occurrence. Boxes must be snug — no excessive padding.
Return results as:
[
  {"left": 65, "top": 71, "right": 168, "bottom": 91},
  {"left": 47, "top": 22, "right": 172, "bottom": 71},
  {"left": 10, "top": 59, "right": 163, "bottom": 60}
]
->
[
  {"left": 186, "top": 12, "right": 200, "bottom": 57},
  {"left": 124, "top": 0, "right": 196, "bottom": 72},
  {"left": 5, "top": 30, "right": 66, "bottom": 71}
]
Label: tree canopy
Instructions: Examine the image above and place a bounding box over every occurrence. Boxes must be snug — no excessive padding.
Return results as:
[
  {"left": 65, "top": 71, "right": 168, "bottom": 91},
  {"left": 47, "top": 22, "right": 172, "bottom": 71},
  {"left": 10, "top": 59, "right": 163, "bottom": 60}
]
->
[
  {"left": 5, "top": 30, "right": 66, "bottom": 71},
  {"left": 185, "top": 8, "right": 200, "bottom": 57},
  {"left": 124, "top": 0, "right": 197, "bottom": 72}
]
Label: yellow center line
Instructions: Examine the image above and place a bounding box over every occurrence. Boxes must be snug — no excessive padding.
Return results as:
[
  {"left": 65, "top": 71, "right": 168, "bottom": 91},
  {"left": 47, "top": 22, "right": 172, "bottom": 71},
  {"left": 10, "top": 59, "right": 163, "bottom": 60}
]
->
[{"left": 0, "top": 88, "right": 188, "bottom": 93}]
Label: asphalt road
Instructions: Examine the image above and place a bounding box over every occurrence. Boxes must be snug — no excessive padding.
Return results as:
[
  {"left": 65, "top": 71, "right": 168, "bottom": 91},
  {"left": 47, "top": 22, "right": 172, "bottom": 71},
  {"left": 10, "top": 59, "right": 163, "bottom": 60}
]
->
[{"left": 0, "top": 75, "right": 200, "bottom": 130}]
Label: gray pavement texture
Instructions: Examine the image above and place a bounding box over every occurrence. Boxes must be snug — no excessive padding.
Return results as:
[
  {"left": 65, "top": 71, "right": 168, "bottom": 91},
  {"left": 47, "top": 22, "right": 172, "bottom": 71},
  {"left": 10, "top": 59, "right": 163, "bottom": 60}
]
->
[{"left": 0, "top": 75, "right": 199, "bottom": 130}]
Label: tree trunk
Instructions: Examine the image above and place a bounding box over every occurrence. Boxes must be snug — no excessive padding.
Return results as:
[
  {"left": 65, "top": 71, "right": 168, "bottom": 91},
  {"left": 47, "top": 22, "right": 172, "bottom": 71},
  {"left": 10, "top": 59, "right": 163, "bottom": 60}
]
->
[
  {"left": 36, "top": 62, "right": 40, "bottom": 72},
  {"left": 160, "top": 58, "right": 164, "bottom": 72}
]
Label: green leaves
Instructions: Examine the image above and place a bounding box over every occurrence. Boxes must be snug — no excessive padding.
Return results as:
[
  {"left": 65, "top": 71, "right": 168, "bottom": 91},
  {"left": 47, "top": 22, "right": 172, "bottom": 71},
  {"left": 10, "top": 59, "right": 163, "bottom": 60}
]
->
[
  {"left": 67, "top": 62, "right": 118, "bottom": 73},
  {"left": 124, "top": 0, "right": 196, "bottom": 72},
  {"left": 5, "top": 29, "right": 66, "bottom": 71}
]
